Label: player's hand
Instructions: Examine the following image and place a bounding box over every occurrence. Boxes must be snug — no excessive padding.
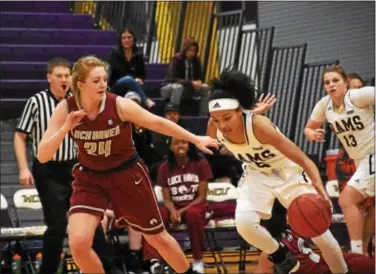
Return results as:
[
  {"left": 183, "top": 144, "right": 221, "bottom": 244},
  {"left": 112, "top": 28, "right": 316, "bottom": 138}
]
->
[
  {"left": 321, "top": 193, "right": 334, "bottom": 213},
  {"left": 192, "top": 80, "right": 203, "bottom": 90},
  {"left": 252, "top": 93, "right": 277, "bottom": 115},
  {"left": 63, "top": 110, "right": 86, "bottom": 132},
  {"left": 220, "top": 146, "right": 231, "bottom": 155},
  {"left": 194, "top": 136, "right": 219, "bottom": 155},
  {"left": 310, "top": 129, "right": 326, "bottom": 142},
  {"left": 170, "top": 210, "right": 181, "bottom": 225},
  {"left": 135, "top": 78, "right": 144, "bottom": 85},
  {"left": 19, "top": 168, "right": 34, "bottom": 187}
]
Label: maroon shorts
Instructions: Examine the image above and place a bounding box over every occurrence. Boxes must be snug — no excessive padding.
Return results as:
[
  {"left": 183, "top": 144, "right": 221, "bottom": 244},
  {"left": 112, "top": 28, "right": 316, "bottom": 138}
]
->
[{"left": 69, "top": 161, "right": 164, "bottom": 234}]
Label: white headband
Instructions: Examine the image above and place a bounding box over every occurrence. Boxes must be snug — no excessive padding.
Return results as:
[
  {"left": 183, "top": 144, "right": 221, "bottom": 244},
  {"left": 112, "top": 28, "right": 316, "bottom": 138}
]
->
[{"left": 209, "top": 98, "right": 240, "bottom": 112}]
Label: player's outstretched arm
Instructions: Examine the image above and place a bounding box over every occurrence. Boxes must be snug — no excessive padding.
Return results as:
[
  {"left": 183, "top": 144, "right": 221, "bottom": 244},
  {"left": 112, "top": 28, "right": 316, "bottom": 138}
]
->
[
  {"left": 117, "top": 97, "right": 218, "bottom": 154},
  {"left": 37, "top": 101, "right": 85, "bottom": 163}
]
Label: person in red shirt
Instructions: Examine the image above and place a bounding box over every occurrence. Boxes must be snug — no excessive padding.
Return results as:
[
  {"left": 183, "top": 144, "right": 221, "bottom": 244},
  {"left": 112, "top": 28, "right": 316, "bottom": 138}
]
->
[
  {"left": 143, "top": 136, "right": 213, "bottom": 273},
  {"left": 256, "top": 201, "right": 375, "bottom": 274},
  {"left": 37, "top": 55, "right": 218, "bottom": 274}
]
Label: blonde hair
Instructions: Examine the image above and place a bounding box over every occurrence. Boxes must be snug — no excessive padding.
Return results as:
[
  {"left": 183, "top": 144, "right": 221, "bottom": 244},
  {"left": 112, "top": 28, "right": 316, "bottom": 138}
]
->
[{"left": 71, "top": 55, "right": 108, "bottom": 103}]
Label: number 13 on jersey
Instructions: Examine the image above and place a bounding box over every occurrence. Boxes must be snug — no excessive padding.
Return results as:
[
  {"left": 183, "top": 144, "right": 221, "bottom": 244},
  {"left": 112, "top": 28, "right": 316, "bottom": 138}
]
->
[
  {"left": 369, "top": 154, "right": 375, "bottom": 175},
  {"left": 84, "top": 140, "right": 112, "bottom": 157}
]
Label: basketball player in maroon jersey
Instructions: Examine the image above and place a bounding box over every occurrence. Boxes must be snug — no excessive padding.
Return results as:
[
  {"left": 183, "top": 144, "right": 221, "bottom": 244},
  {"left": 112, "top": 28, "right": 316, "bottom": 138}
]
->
[
  {"left": 256, "top": 201, "right": 375, "bottom": 274},
  {"left": 37, "top": 56, "right": 218, "bottom": 274}
]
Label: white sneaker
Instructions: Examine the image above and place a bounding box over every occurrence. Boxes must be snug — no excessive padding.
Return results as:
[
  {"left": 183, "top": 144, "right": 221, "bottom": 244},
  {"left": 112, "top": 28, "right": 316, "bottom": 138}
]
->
[
  {"left": 150, "top": 259, "right": 162, "bottom": 274},
  {"left": 192, "top": 260, "right": 204, "bottom": 273}
]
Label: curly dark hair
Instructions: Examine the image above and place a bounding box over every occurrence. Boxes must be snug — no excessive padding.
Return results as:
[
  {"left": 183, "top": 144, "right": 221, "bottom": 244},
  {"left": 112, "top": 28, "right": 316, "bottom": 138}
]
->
[{"left": 209, "top": 68, "right": 257, "bottom": 109}]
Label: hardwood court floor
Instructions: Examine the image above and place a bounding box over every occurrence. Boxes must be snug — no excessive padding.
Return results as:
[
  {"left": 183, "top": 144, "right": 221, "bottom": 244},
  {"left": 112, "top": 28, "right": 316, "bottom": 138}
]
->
[{"left": 186, "top": 250, "right": 260, "bottom": 273}]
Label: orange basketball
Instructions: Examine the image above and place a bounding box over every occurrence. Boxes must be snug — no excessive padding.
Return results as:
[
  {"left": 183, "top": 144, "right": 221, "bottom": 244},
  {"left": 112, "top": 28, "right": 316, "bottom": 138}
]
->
[{"left": 287, "top": 193, "right": 332, "bottom": 238}]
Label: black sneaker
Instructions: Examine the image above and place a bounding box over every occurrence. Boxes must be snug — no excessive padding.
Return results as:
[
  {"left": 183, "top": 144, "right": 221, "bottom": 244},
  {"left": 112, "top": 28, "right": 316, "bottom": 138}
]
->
[{"left": 273, "top": 251, "right": 300, "bottom": 274}]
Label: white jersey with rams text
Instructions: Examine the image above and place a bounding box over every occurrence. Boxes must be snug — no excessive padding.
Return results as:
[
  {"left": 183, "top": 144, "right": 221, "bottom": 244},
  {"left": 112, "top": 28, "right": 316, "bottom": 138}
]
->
[
  {"left": 216, "top": 112, "right": 317, "bottom": 216},
  {"left": 216, "top": 112, "right": 289, "bottom": 173},
  {"left": 324, "top": 91, "right": 374, "bottom": 162}
]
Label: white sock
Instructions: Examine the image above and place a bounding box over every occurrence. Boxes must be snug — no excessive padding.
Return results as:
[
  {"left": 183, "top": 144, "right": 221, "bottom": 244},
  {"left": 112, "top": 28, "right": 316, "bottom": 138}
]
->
[
  {"left": 350, "top": 240, "right": 363, "bottom": 254},
  {"left": 312, "top": 230, "right": 348, "bottom": 273}
]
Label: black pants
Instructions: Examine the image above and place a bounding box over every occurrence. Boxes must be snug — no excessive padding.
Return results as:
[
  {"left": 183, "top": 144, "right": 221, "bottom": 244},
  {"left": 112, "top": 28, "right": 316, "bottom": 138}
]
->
[{"left": 32, "top": 159, "right": 113, "bottom": 273}]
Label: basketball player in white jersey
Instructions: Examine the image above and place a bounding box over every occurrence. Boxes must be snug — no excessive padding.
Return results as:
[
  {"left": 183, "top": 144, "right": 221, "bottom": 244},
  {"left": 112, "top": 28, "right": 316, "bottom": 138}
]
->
[
  {"left": 207, "top": 69, "right": 349, "bottom": 274},
  {"left": 304, "top": 65, "right": 375, "bottom": 255}
]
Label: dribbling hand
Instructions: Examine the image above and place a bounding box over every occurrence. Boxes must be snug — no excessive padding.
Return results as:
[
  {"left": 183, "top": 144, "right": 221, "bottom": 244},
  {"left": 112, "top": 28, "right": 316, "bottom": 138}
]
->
[
  {"left": 63, "top": 110, "right": 86, "bottom": 132},
  {"left": 194, "top": 136, "right": 219, "bottom": 155},
  {"left": 318, "top": 191, "right": 333, "bottom": 213}
]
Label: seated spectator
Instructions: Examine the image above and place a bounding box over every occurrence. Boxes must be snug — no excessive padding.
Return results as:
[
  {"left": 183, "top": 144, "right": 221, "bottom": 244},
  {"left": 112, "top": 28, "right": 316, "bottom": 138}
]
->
[
  {"left": 161, "top": 36, "right": 209, "bottom": 115},
  {"left": 125, "top": 92, "right": 162, "bottom": 176},
  {"left": 108, "top": 27, "right": 155, "bottom": 108},
  {"left": 151, "top": 103, "right": 185, "bottom": 160},
  {"left": 143, "top": 137, "right": 213, "bottom": 273}
]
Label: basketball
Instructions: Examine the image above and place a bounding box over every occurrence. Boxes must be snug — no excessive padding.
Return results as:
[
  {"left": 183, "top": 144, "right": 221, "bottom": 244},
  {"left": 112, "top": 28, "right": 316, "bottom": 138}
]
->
[{"left": 288, "top": 193, "right": 332, "bottom": 238}]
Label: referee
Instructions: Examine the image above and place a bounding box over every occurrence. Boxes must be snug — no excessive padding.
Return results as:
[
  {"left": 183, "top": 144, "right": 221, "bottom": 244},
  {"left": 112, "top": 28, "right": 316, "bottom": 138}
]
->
[{"left": 13, "top": 58, "right": 114, "bottom": 273}]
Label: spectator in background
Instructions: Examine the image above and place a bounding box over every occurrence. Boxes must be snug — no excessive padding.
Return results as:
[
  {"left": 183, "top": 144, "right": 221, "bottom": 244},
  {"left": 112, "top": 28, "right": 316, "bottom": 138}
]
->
[
  {"left": 108, "top": 27, "right": 155, "bottom": 108},
  {"left": 143, "top": 137, "right": 213, "bottom": 273},
  {"left": 161, "top": 36, "right": 209, "bottom": 115},
  {"left": 125, "top": 92, "right": 162, "bottom": 173},
  {"left": 13, "top": 58, "right": 114, "bottom": 273},
  {"left": 151, "top": 103, "right": 185, "bottom": 160}
]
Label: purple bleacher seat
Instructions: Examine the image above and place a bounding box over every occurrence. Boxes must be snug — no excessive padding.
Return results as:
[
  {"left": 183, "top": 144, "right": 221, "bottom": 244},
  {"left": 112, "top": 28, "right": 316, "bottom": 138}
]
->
[
  {"left": 0, "top": 44, "right": 113, "bottom": 62},
  {"left": 0, "top": 62, "right": 50, "bottom": 80},
  {"left": 1, "top": 62, "right": 164, "bottom": 80},
  {"left": 181, "top": 116, "right": 209, "bottom": 135},
  {"left": 146, "top": 64, "right": 168, "bottom": 80},
  {"left": 0, "top": 78, "right": 164, "bottom": 99},
  {"left": 0, "top": 12, "right": 94, "bottom": 29},
  {"left": 0, "top": 99, "right": 27, "bottom": 120},
  {"left": 0, "top": 78, "right": 165, "bottom": 100},
  {"left": 0, "top": 28, "right": 116, "bottom": 46},
  {"left": 1, "top": 1, "right": 70, "bottom": 13}
]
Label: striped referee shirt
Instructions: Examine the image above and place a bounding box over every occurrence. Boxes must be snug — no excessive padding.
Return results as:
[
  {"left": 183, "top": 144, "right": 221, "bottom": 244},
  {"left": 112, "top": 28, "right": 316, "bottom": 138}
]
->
[{"left": 16, "top": 89, "right": 76, "bottom": 162}]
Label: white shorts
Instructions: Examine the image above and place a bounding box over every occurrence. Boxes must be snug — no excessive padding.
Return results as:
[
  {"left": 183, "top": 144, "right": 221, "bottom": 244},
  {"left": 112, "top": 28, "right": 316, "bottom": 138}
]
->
[
  {"left": 347, "top": 154, "right": 375, "bottom": 198},
  {"left": 236, "top": 164, "right": 317, "bottom": 219}
]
